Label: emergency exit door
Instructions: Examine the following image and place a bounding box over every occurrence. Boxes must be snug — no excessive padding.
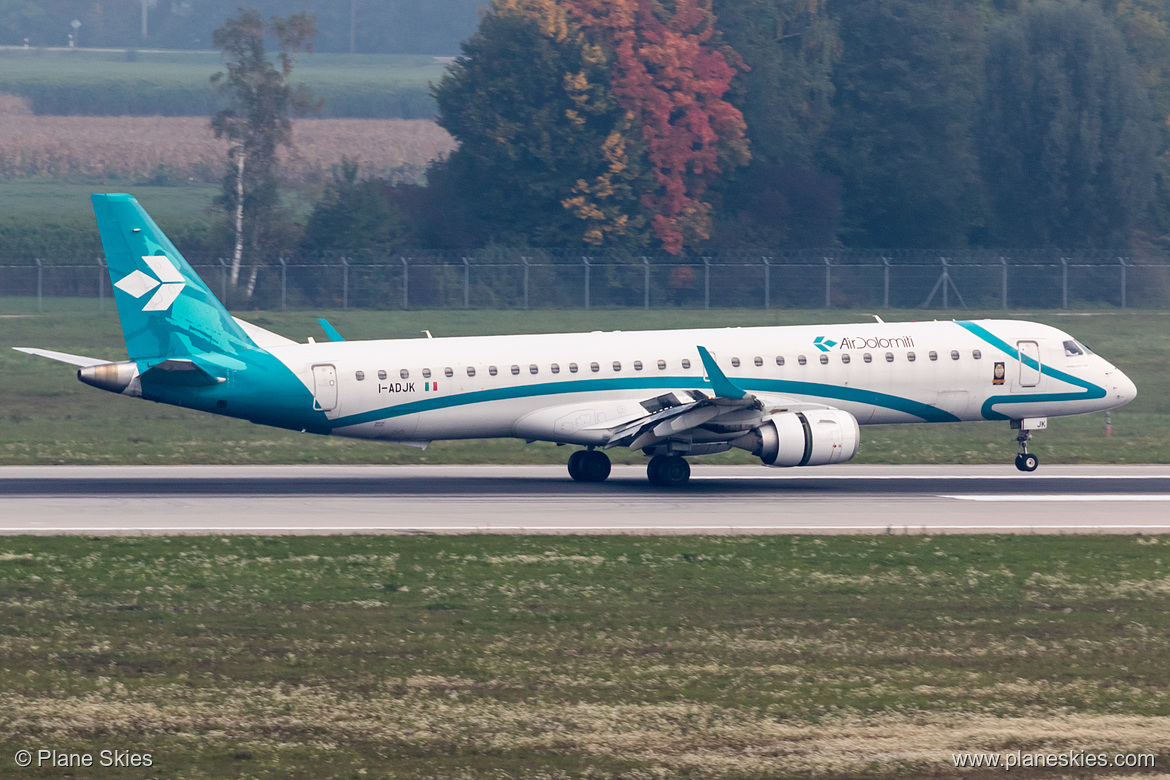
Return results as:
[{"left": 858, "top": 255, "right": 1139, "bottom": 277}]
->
[{"left": 312, "top": 364, "right": 338, "bottom": 411}]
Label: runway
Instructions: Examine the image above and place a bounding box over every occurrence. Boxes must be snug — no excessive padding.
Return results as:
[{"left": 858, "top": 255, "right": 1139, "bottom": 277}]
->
[{"left": 1, "top": 464, "right": 1168, "bottom": 535}]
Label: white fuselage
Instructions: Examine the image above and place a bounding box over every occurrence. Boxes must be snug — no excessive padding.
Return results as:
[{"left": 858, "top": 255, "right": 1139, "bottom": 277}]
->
[{"left": 265, "top": 319, "right": 1136, "bottom": 446}]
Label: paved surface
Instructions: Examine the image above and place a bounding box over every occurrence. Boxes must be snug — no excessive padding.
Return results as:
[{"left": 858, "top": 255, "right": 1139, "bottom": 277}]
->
[{"left": 1, "top": 464, "right": 1168, "bottom": 535}]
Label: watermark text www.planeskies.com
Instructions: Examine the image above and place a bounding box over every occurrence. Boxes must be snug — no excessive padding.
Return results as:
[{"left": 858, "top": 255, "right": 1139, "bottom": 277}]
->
[{"left": 953, "top": 750, "right": 1154, "bottom": 771}]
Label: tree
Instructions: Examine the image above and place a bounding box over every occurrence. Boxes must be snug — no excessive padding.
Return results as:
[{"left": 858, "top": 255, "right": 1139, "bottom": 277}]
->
[
  {"left": 432, "top": 0, "right": 652, "bottom": 248},
  {"left": 565, "top": 0, "right": 750, "bottom": 253},
  {"left": 211, "top": 9, "right": 318, "bottom": 296},
  {"left": 822, "top": 0, "right": 985, "bottom": 248},
  {"left": 979, "top": 1, "right": 1155, "bottom": 248}
]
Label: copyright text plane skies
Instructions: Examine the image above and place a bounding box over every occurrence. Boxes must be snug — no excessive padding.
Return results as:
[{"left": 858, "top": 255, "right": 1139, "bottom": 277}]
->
[{"left": 15, "top": 194, "right": 1137, "bottom": 486}]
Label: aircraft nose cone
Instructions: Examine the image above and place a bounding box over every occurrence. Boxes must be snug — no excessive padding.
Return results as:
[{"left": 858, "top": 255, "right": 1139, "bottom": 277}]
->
[{"left": 1112, "top": 369, "right": 1137, "bottom": 406}]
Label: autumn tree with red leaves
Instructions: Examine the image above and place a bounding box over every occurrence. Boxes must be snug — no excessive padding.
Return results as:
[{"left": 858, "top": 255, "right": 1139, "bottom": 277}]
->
[
  {"left": 564, "top": 0, "right": 749, "bottom": 252},
  {"left": 433, "top": 0, "right": 748, "bottom": 253}
]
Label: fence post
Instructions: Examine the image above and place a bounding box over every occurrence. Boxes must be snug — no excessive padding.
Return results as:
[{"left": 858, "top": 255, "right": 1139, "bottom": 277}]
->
[
  {"left": 703, "top": 257, "right": 711, "bottom": 310},
  {"left": 763, "top": 257, "right": 771, "bottom": 310},
  {"left": 463, "top": 257, "right": 470, "bottom": 309},
  {"left": 401, "top": 257, "right": 409, "bottom": 311},
  {"left": 97, "top": 257, "right": 105, "bottom": 313},
  {"left": 522, "top": 256, "right": 530, "bottom": 310},
  {"left": 219, "top": 258, "right": 227, "bottom": 304},
  {"left": 1119, "top": 257, "right": 1127, "bottom": 309},
  {"left": 1061, "top": 256, "right": 1068, "bottom": 309},
  {"left": 35, "top": 258, "right": 42, "bottom": 313},
  {"left": 1001, "top": 257, "right": 1008, "bottom": 310},
  {"left": 882, "top": 256, "right": 890, "bottom": 309},
  {"left": 942, "top": 257, "right": 949, "bottom": 309},
  {"left": 643, "top": 257, "right": 651, "bottom": 310},
  {"left": 341, "top": 257, "right": 349, "bottom": 310},
  {"left": 279, "top": 257, "right": 287, "bottom": 311},
  {"left": 823, "top": 256, "right": 832, "bottom": 309},
  {"left": 583, "top": 257, "right": 591, "bottom": 310}
]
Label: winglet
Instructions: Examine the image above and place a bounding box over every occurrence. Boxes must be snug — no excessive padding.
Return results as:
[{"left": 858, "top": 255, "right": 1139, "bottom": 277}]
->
[
  {"left": 696, "top": 346, "right": 747, "bottom": 400},
  {"left": 317, "top": 318, "right": 345, "bottom": 342}
]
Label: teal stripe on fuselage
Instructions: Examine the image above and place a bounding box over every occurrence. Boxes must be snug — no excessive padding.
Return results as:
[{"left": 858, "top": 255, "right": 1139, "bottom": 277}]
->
[
  {"left": 956, "top": 321, "right": 1106, "bottom": 420},
  {"left": 327, "top": 375, "right": 959, "bottom": 430}
]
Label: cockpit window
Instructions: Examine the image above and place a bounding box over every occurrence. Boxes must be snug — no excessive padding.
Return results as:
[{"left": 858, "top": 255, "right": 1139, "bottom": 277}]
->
[
  {"left": 1077, "top": 340, "right": 1094, "bottom": 355},
  {"left": 1063, "top": 340, "right": 1083, "bottom": 357}
]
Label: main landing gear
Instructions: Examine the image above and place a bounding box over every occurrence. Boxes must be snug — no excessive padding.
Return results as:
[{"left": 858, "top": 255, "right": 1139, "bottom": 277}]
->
[
  {"left": 1012, "top": 417, "right": 1046, "bottom": 472},
  {"left": 647, "top": 455, "right": 691, "bottom": 487},
  {"left": 568, "top": 449, "right": 611, "bottom": 483}
]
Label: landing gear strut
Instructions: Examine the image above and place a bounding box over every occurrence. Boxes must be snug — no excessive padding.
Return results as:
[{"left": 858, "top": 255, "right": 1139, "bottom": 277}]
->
[
  {"left": 647, "top": 454, "right": 690, "bottom": 487},
  {"left": 1012, "top": 418, "right": 1045, "bottom": 472},
  {"left": 568, "top": 449, "right": 611, "bottom": 482}
]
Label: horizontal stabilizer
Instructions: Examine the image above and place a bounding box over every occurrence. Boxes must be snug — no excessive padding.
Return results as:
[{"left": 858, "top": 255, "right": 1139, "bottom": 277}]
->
[
  {"left": 13, "top": 347, "right": 106, "bottom": 367},
  {"left": 140, "top": 359, "right": 224, "bottom": 387}
]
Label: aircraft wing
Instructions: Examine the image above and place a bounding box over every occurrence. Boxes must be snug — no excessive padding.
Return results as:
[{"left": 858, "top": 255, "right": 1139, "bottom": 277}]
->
[
  {"left": 593, "top": 345, "right": 835, "bottom": 452},
  {"left": 12, "top": 347, "right": 107, "bottom": 367}
]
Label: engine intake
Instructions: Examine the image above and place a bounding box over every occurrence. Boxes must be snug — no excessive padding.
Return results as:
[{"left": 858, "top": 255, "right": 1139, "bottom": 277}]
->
[{"left": 733, "top": 410, "right": 860, "bottom": 467}]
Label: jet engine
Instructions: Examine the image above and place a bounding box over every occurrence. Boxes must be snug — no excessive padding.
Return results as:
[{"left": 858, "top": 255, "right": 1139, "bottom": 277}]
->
[{"left": 732, "top": 410, "right": 860, "bottom": 467}]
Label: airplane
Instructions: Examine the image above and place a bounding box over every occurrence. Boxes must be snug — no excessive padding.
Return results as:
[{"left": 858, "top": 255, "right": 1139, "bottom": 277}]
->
[{"left": 15, "top": 194, "right": 1138, "bottom": 486}]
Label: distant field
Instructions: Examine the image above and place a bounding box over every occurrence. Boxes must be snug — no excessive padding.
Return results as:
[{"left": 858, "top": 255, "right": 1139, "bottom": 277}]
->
[
  {"left": 2, "top": 534, "right": 1168, "bottom": 779},
  {"left": 0, "top": 114, "right": 454, "bottom": 184},
  {"left": 0, "top": 48, "right": 443, "bottom": 118},
  {"left": 0, "top": 306, "right": 1165, "bottom": 466}
]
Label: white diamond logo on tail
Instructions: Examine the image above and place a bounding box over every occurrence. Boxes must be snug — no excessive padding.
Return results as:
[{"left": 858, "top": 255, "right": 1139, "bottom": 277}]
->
[
  {"left": 113, "top": 256, "right": 186, "bottom": 312},
  {"left": 114, "top": 269, "right": 159, "bottom": 298}
]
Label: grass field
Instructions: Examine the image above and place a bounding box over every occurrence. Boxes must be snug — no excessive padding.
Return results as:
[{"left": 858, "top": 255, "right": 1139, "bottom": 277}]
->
[
  {"left": 0, "top": 49, "right": 443, "bottom": 118},
  {"left": 1, "top": 534, "right": 1168, "bottom": 779},
  {"left": 1, "top": 305, "right": 1166, "bottom": 467}
]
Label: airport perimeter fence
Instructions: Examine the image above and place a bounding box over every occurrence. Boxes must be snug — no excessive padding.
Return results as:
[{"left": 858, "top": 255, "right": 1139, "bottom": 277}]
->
[{"left": 2, "top": 248, "right": 1168, "bottom": 313}]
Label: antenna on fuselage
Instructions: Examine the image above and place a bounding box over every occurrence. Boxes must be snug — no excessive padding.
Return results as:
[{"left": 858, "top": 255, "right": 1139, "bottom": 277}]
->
[{"left": 422, "top": 330, "right": 433, "bottom": 339}]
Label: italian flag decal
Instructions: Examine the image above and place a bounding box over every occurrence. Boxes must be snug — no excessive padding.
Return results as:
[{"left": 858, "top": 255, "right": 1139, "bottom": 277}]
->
[{"left": 425, "top": 382, "right": 438, "bottom": 392}]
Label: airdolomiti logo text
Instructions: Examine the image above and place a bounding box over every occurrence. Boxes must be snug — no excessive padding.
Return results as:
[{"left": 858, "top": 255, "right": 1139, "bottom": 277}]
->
[
  {"left": 815, "top": 334, "right": 915, "bottom": 350},
  {"left": 114, "top": 255, "right": 186, "bottom": 312}
]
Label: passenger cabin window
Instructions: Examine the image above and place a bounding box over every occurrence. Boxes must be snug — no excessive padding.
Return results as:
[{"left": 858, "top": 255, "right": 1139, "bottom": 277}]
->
[
  {"left": 400, "top": 369, "right": 409, "bottom": 379},
  {"left": 355, "top": 371, "right": 365, "bottom": 381},
  {"left": 489, "top": 366, "right": 498, "bottom": 376},
  {"left": 863, "top": 353, "right": 873, "bottom": 363},
  {"left": 731, "top": 357, "right": 741, "bottom": 367},
  {"left": 950, "top": 350, "right": 960, "bottom": 361},
  {"left": 612, "top": 361, "right": 622, "bottom": 372},
  {"left": 377, "top": 370, "right": 387, "bottom": 380},
  {"left": 529, "top": 364, "right": 539, "bottom": 375},
  {"left": 591, "top": 362, "right": 600, "bottom": 373},
  {"left": 798, "top": 355, "right": 808, "bottom": 366},
  {"left": 972, "top": 350, "right": 982, "bottom": 360},
  {"left": 444, "top": 367, "right": 454, "bottom": 378},
  {"left": 466, "top": 366, "right": 476, "bottom": 377},
  {"left": 929, "top": 351, "right": 938, "bottom": 361},
  {"left": 657, "top": 360, "right": 667, "bottom": 370},
  {"left": 681, "top": 359, "right": 691, "bottom": 369},
  {"left": 551, "top": 363, "right": 560, "bottom": 374},
  {"left": 511, "top": 365, "right": 520, "bottom": 375},
  {"left": 885, "top": 352, "right": 894, "bottom": 363},
  {"left": 754, "top": 356, "right": 763, "bottom": 367},
  {"left": 775, "top": 356, "right": 785, "bottom": 366},
  {"left": 842, "top": 354, "right": 851, "bottom": 364},
  {"left": 633, "top": 360, "right": 643, "bottom": 371},
  {"left": 569, "top": 363, "right": 579, "bottom": 373},
  {"left": 422, "top": 368, "right": 432, "bottom": 379},
  {"left": 907, "top": 352, "right": 916, "bottom": 362},
  {"left": 819, "top": 354, "right": 829, "bottom": 365},
  {"left": 1063, "top": 340, "right": 1083, "bottom": 357}
]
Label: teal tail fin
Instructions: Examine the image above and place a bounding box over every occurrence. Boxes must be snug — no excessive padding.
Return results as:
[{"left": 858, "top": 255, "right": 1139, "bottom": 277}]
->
[{"left": 92, "top": 193, "right": 256, "bottom": 361}]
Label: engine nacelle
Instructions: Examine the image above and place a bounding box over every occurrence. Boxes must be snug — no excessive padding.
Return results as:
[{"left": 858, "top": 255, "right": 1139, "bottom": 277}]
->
[{"left": 733, "top": 410, "right": 860, "bottom": 467}]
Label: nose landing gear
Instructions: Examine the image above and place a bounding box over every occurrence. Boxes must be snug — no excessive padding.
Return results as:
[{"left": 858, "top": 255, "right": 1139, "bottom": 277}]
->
[{"left": 1011, "top": 418, "right": 1046, "bottom": 472}]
